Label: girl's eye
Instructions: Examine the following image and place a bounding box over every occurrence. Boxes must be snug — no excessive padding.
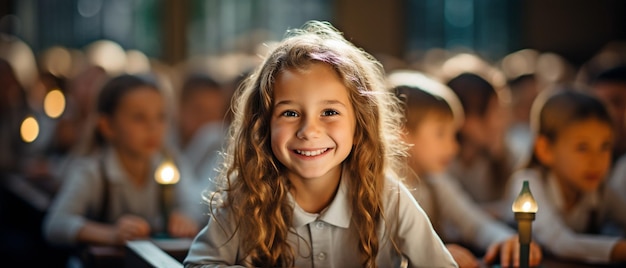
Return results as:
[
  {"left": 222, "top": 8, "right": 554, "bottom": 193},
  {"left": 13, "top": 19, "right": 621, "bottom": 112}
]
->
[
  {"left": 322, "top": 109, "right": 339, "bottom": 116},
  {"left": 281, "top": 111, "right": 298, "bottom": 117},
  {"left": 575, "top": 143, "right": 589, "bottom": 152},
  {"left": 132, "top": 113, "right": 146, "bottom": 122}
]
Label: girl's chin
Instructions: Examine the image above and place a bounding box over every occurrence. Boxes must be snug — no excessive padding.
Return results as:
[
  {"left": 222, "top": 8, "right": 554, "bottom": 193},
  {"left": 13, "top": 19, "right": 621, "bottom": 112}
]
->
[{"left": 578, "top": 181, "right": 602, "bottom": 193}]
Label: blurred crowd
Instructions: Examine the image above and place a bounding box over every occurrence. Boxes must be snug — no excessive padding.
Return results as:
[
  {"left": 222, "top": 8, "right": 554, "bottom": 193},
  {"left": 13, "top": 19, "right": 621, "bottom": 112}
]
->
[{"left": 1, "top": 30, "right": 625, "bottom": 266}]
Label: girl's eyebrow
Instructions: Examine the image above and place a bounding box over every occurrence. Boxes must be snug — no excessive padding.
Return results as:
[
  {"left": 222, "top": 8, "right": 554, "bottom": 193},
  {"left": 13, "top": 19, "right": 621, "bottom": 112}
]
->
[
  {"left": 274, "top": 99, "right": 347, "bottom": 107},
  {"left": 322, "top": 100, "right": 348, "bottom": 107}
]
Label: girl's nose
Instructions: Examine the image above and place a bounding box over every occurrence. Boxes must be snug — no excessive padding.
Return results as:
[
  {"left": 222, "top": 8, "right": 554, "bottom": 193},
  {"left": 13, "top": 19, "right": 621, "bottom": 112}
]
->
[
  {"left": 296, "top": 117, "right": 321, "bottom": 140},
  {"left": 148, "top": 117, "right": 165, "bottom": 132}
]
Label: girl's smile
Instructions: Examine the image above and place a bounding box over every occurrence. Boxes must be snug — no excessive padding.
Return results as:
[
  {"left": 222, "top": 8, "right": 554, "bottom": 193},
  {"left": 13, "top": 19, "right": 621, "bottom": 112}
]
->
[{"left": 292, "top": 147, "right": 332, "bottom": 158}]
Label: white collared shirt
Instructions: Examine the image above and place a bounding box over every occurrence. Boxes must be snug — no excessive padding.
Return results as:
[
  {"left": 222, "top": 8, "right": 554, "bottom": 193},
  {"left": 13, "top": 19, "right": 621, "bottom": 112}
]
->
[
  {"left": 184, "top": 173, "right": 458, "bottom": 268},
  {"left": 609, "top": 155, "right": 626, "bottom": 200},
  {"left": 43, "top": 146, "right": 196, "bottom": 246},
  {"left": 505, "top": 169, "right": 626, "bottom": 263},
  {"left": 408, "top": 173, "right": 513, "bottom": 250},
  {"left": 177, "top": 122, "right": 228, "bottom": 225}
]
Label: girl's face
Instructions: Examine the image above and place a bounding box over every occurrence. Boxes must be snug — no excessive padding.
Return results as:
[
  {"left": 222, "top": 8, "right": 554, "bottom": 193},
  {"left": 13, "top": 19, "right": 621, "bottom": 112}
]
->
[
  {"left": 541, "top": 118, "right": 613, "bottom": 193},
  {"left": 101, "top": 86, "right": 166, "bottom": 159},
  {"left": 270, "top": 62, "right": 356, "bottom": 184},
  {"left": 179, "top": 89, "right": 225, "bottom": 140},
  {"left": 461, "top": 95, "right": 510, "bottom": 151},
  {"left": 406, "top": 113, "right": 458, "bottom": 175}
]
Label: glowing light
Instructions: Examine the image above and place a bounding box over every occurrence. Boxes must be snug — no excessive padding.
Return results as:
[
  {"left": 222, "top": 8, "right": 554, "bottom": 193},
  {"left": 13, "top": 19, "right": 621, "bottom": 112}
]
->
[
  {"left": 500, "top": 49, "right": 539, "bottom": 80},
  {"left": 41, "top": 46, "right": 72, "bottom": 77},
  {"left": 537, "top": 53, "right": 566, "bottom": 83},
  {"left": 125, "top": 50, "right": 150, "bottom": 74},
  {"left": 86, "top": 40, "right": 127, "bottom": 75},
  {"left": 0, "top": 35, "right": 38, "bottom": 89},
  {"left": 20, "top": 116, "right": 39, "bottom": 143},
  {"left": 512, "top": 181, "right": 538, "bottom": 213},
  {"left": 44, "top": 89, "right": 66, "bottom": 118},
  {"left": 155, "top": 160, "right": 180, "bottom": 185},
  {"left": 441, "top": 53, "right": 488, "bottom": 80}
]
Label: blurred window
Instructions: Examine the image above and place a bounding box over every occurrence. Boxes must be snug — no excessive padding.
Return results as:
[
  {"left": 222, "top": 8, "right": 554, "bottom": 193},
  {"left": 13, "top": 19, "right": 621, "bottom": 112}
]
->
[
  {"left": 187, "top": 0, "right": 331, "bottom": 56},
  {"left": 406, "top": 0, "right": 520, "bottom": 61}
]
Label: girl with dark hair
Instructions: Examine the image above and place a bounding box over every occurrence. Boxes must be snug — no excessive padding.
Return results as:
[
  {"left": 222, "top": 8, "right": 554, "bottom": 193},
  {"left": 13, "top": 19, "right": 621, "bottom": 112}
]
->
[{"left": 43, "top": 74, "right": 199, "bottom": 248}]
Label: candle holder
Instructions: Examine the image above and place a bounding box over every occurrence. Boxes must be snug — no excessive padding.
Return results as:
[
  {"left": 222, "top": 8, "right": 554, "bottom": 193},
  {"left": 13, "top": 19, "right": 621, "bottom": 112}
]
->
[
  {"left": 154, "top": 155, "right": 180, "bottom": 238},
  {"left": 512, "top": 180, "right": 538, "bottom": 268}
]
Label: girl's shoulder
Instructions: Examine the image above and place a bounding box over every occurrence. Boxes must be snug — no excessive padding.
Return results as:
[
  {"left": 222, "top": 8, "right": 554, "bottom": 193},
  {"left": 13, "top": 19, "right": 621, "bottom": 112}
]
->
[
  {"left": 64, "top": 154, "right": 100, "bottom": 178},
  {"left": 381, "top": 175, "right": 420, "bottom": 208}
]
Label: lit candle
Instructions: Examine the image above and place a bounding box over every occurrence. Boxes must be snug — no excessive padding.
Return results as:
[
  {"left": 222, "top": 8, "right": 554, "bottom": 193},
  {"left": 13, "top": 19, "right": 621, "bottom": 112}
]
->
[
  {"left": 512, "top": 180, "right": 538, "bottom": 268},
  {"left": 154, "top": 157, "right": 180, "bottom": 236}
]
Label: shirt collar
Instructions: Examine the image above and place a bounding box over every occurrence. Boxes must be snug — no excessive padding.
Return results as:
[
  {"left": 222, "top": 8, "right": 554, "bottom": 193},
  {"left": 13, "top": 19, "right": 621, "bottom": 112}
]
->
[
  {"left": 102, "top": 146, "right": 161, "bottom": 184},
  {"left": 291, "top": 168, "right": 352, "bottom": 229},
  {"left": 102, "top": 146, "right": 127, "bottom": 184},
  {"left": 546, "top": 172, "right": 599, "bottom": 211}
]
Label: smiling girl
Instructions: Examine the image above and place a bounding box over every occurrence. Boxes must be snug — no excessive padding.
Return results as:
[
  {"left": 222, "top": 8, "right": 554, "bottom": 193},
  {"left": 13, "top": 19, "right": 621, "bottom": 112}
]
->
[{"left": 184, "top": 21, "right": 456, "bottom": 268}]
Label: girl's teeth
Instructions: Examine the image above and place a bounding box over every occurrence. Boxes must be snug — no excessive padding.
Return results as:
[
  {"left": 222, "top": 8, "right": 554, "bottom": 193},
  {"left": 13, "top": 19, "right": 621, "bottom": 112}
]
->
[{"left": 296, "top": 148, "right": 327, "bottom": 156}]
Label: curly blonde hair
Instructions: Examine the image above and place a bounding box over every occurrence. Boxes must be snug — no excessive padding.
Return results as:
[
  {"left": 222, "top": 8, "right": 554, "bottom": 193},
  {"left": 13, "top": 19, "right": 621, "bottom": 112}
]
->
[{"left": 209, "top": 21, "right": 407, "bottom": 267}]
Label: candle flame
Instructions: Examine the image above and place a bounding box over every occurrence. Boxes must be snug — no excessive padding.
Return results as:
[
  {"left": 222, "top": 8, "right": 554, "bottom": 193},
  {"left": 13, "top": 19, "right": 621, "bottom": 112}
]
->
[
  {"left": 512, "top": 180, "right": 538, "bottom": 213},
  {"left": 155, "top": 160, "right": 180, "bottom": 185},
  {"left": 522, "top": 201, "right": 531, "bottom": 212}
]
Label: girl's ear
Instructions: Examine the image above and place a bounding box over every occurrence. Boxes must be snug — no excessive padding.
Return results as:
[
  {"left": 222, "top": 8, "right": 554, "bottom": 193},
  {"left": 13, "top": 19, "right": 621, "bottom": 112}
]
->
[
  {"left": 535, "top": 135, "right": 554, "bottom": 167},
  {"left": 98, "top": 116, "right": 115, "bottom": 141}
]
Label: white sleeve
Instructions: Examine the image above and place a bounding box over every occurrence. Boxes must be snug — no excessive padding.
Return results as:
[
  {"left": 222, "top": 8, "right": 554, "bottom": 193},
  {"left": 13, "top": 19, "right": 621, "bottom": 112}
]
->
[
  {"left": 507, "top": 170, "right": 619, "bottom": 264},
  {"left": 603, "top": 186, "right": 626, "bottom": 231},
  {"left": 393, "top": 182, "right": 459, "bottom": 268},
  {"left": 433, "top": 174, "right": 514, "bottom": 250},
  {"left": 173, "top": 152, "right": 210, "bottom": 226},
  {"left": 43, "top": 159, "right": 100, "bottom": 246},
  {"left": 183, "top": 207, "right": 245, "bottom": 268}
]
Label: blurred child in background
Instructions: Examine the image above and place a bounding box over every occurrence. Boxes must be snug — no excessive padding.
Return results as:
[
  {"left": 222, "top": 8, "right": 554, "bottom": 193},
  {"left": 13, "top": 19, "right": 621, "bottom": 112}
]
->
[
  {"left": 446, "top": 73, "right": 515, "bottom": 218},
  {"left": 174, "top": 73, "right": 229, "bottom": 224},
  {"left": 390, "top": 71, "right": 541, "bottom": 268},
  {"left": 587, "top": 65, "right": 626, "bottom": 162},
  {"left": 505, "top": 89, "right": 626, "bottom": 264},
  {"left": 43, "top": 74, "right": 199, "bottom": 250},
  {"left": 586, "top": 65, "right": 626, "bottom": 199},
  {"left": 506, "top": 74, "right": 540, "bottom": 166}
]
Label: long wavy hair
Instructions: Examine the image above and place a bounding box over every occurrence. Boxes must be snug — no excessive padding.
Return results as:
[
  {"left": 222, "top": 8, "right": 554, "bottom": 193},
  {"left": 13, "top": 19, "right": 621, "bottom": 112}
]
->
[{"left": 208, "top": 21, "right": 407, "bottom": 267}]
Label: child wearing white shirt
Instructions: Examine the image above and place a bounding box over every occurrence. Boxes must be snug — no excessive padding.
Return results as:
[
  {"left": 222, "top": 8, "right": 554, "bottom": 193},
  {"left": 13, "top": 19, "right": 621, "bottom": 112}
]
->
[
  {"left": 390, "top": 71, "right": 542, "bottom": 268},
  {"left": 505, "top": 89, "right": 626, "bottom": 264}
]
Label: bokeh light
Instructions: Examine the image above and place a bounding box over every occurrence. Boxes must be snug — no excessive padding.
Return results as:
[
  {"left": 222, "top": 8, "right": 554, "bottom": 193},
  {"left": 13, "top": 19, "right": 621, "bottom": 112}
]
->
[
  {"left": 20, "top": 116, "right": 39, "bottom": 143},
  {"left": 43, "top": 89, "right": 66, "bottom": 119}
]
